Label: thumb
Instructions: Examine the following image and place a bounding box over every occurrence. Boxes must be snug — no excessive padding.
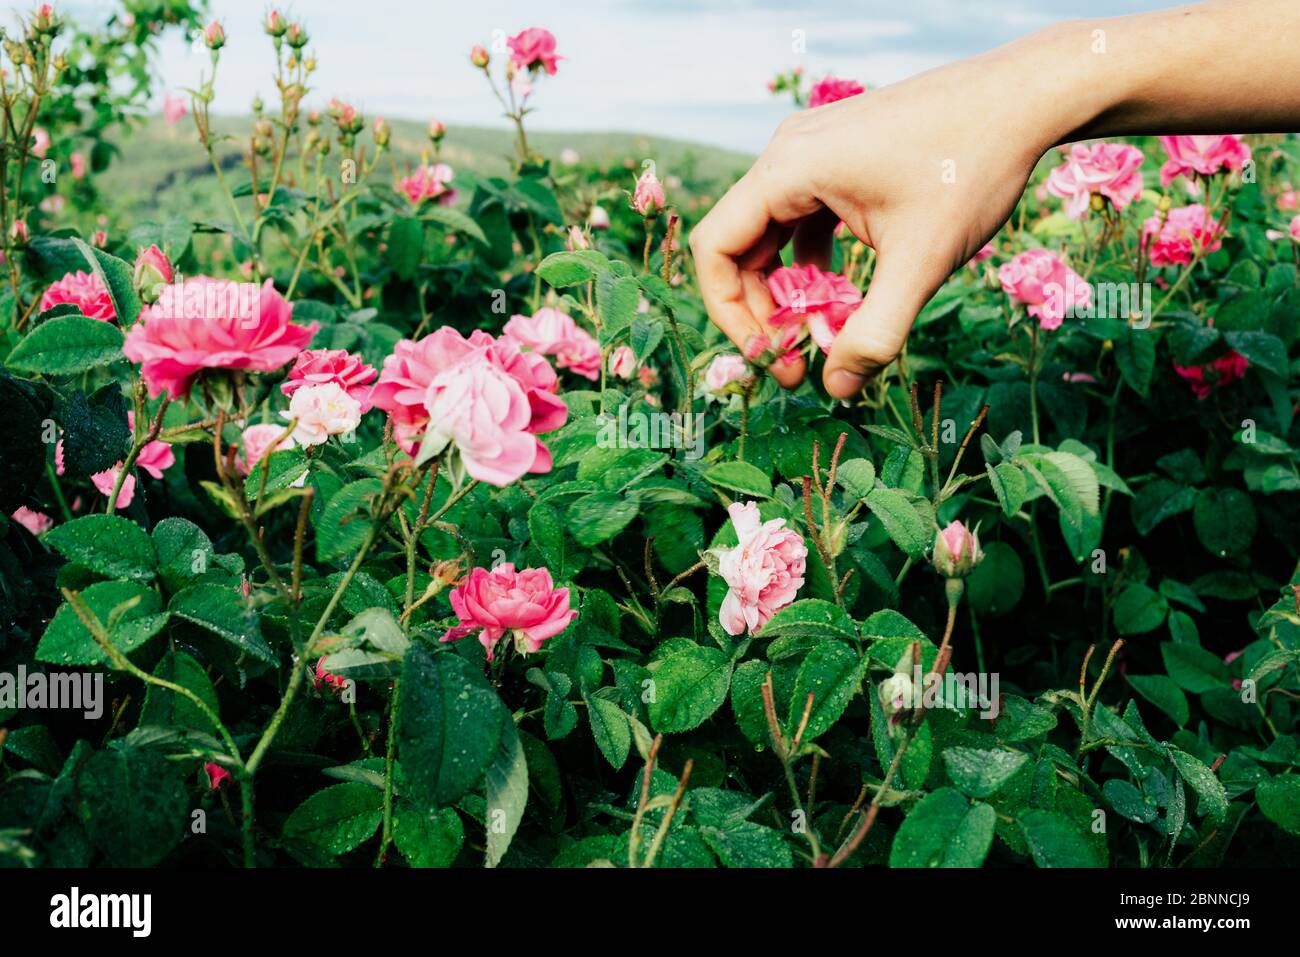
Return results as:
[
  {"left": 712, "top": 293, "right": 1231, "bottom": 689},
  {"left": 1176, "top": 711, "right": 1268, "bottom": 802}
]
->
[{"left": 823, "top": 248, "right": 945, "bottom": 399}]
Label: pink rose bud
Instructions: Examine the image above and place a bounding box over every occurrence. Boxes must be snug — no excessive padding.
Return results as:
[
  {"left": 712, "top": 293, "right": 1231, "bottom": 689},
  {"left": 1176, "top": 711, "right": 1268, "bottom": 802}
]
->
[
  {"left": 608, "top": 345, "right": 636, "bottom": 380},
  {"left": 470, "top": 44, "right": 490, "bottom": 68},
  {"left": 427, "top": 118, "right": 446, "bottom": 142},
  {"left": 703, "top": 353, "right": 749, "bottom": 398},
  {"left": 932, "top": 520, "right": 983, "bottom": 579},
  {"left": 31, "top": 3, "right": 60, "bottom": 35},
  {"left": 1278, "top": 189, "right": 1299, "bottom": 211},
  {"left": 566, "top": 225, "right": 589, "bottom": 251},
  {"left": 372, "top": 117, "right": 390, "bottom": 147},
  {"left": 204, "top": 762, "right": 232, "bottom": 790},
  {"left": 631, "top": 169, "right": 665, "bottom": 218},
  {"left": 588, "top": 205, "right": 610, "bottom": 230},
  {"left": 313, "top": 657, "right": 347, "bottom": 692},
  {"left": 264, "top": 9, "right": 288, "bottom": 38},
  {"left": 1291, "top": 215, "right": 1300, "bottom": 243},
  {"left": 204, "top": 19, "right": 225, "bottom": 50},
  {"left": 284, "top": 22, "right": 309, "bottom": 49},
  {"left": 10, "top": 219, "right": 29, "bottom": 244},
  {"left": 31, "top": 127, "right": 51, "bottom": 159},
  {"left": 133, "top": 245, "right": 173, "bottom": 304},
  {"left": 90, "top": 229, "right": 107, "bottom": 248}
]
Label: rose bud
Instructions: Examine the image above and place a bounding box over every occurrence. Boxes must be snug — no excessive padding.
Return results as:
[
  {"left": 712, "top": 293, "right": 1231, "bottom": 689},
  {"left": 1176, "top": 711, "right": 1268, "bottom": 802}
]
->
[
  {"left": 264, "top": 9, "right": 288, "bottom": 38},
  {"left": 932, "top": 520, "right": 983, "bottom": 580},
  {"left": 470, "top": 44, "right": 490, "bottom": 68},
  {"left": 133, "top": 245, "right": 173, "bottom": 304},
  {"left": 203, "top": 19, "right": 225, "bottom": 50},
  {"left": 285, "top": 22, "right": 309, "bottom": 49},
  {"left": 631, "top": 169, "right": 665, "bottom": 218},
  {"left": 427, "top": 118, "right": 446, "bottom": 143}
]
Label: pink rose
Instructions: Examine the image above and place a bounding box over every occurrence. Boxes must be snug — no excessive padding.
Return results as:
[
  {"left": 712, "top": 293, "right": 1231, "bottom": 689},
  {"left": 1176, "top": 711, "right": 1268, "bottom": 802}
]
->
[
  {"left": 40, "top": 270, "right": 117, "bottom": 322},
  {"left": 766, "top": 263, "right": 862, "bottom": 353},
  {"left": 163, "top": 93, "right": 187, "bottom": 125},
  {"left": 397, "top": 163, "right": 455, "bottom": 206},
  {"left": 91, "top": 412, "right": 175, "bottom": 510},
  {"left": 442, "top": 563, "right": 577, "bottom": 661},
  {"left": 70, "top": 153, "right": 86, "bottom": 180},
  {"left": 997, "top": 249, "right": 1091, "bottom": 330},
  {"left": 608, "top": 345, "right": 636, "bottom": 380},
  {"left": 371, "top": 327, "right": 566, "bottom": 470},
  {"left": 507, "top": 27, "right": 562, "bottom": 75},
  {"left": 282, "top": 382, "right": 363, "bottom": 446},
  {"left": 281, "top": 348, "right": 377, "bottom": 410},
  {"left": 1278, "top": 189, "right": 1298, "bottom": 211},
  {"left": 716, "top": 502, "right": 808, "bottom": 636},
  {"left": 237, "top": 423, "right": 294, "bottom": 476},
  {"left": 1174, "top": 350, "right": 1248, "bottom": 400},
  {"left": 10, "top": 507, "right": 53, "bottom": 536},
  {"left": 1045, "top": 142, "right": 1145, "bottom": 219},
  {"left": 122, "top": 278, "right": 319, "bottom": 399},
  {"left": 31, "top": 128, "right": 50, "bottom": 159},
  {"left": 1290, "top": 215, "right": 1300, "bottom": 243},
  {"left": 969, "top": 241, "right": 996, "bottom": 267},
  {"left": 1159, "top": 135, "right": 1251, "bottom": 186},
  {"left": 503, "top": 308, "right": 600, "bottom": 380},
  {"left": 703, "top": 353, "right": 748, "bottom": 398},
  {"left": 313, "top": 657, "right": 347, "bottom": 691},
  {"left": 204, "top": 762, "right": 232, "bottom": 790},
  {"left": 1141, "top": 204, "right": 1224, "bottom": 268},
  {"left": 808, "top": 76, "right": 865, "bottom": 109},
  {"left": 631, "top": 170, "right": 665, "bottom": 217}
]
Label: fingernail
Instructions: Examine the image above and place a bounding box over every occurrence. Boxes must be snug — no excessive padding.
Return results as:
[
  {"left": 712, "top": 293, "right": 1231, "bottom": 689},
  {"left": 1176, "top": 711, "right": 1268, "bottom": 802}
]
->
[{"left": 827, "top": 369, "right": 865, "bottom": 396}]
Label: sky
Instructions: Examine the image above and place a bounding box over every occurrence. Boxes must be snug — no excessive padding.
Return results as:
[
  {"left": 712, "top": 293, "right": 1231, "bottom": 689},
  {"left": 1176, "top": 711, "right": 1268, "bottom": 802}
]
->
[{"left": 109, "top": 0, "right": 1178, "bottom": 152}]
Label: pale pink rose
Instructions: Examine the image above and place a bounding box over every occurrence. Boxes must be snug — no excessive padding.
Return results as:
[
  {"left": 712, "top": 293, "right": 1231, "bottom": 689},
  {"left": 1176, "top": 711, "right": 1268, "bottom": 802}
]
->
[
  {"left": 122, "top": 278, "right": 319, "bottom": 399},
  {"left": 1278, "top": 189, "right": 1298, "bottom": 211},
  {"left": 40, "top": 194, "right": 65, "bottom": 215},
  {"left": 997, "top": 249, "right": 1091, "bottom": 330},
  {"left": 1141, "top": 204, "right": 1224, "bottom": 268},
  {"left": 237, "top": 423, "right": 295, "bottom": 476},
  {"left": 282, "top": 381, "right": 362, "bottom": 446},
  {"left": 608, "top": 345, "right": 636, "bottom": 380},
  {"left": 163, "top": 93, "right": 187, "bottom": 125},
  {"left": 703, "top": 353, "right": 748, "bottom": 398},
  {"left": 631, "top": 170, "right": 665, "bottom": 217},
  {"left": 503, "top": 308, "right": 600, "bottom": 380},
  {"left": 716, "top": 502, "right": 807, "bottom": 636},
  {"left": 70, "top": 152, "right": 86, "bottom": 180},
  {"left": 807, "top": 75, "right": 864, "bottom": 108},
  {"left": 10, "top": 507, "right": 53, "bottom": 536},
  {"left": 420, "top": 358, "right": 541, "bottom": 485},
  {"left": 1174, "top": 350, "right": 1248, "bottom": 400},
  {"left": 969, "top": 241, "right": 996, "bottom": 267},
  {"left": 1045, "top": 142, "right": 1145, "bottom": 219},
  {"left": 766, "top": 263, "right": 862, "bottom": 353},
  {"left": 40, "top": 270, "right": 116, "bottom": 321},
  {"left": 507, "top": 27, "right": 562, "bottom": 75},
  {"left": 31, "top": 128, "right": 50, "bottom": 159},
  {"left": 371, "top": 327, "right": 566, "bottom": 467},
  {"left": 441, "top": 563, "right": 577, "bottom": 661},
  {"left": 1290, "top": 215, "right": 1300, "bottom": 243},
  {"left": 281, "top": 348, "right": 377, "bottom": 411},
  {"left": 588, "top": 205, "right": 610, "bottom": 230},
  {"left": 397, "top": 163, "right": 455, "bottom": 206},
  {"left": 1159, "top": 135, "right": 1251, "bottom": 186},
  {"left": 91, "top": 411, "right": 174, "bottom": 510},
  {"left": 560, "top": 148, "right": 580, "bottom": 165}
]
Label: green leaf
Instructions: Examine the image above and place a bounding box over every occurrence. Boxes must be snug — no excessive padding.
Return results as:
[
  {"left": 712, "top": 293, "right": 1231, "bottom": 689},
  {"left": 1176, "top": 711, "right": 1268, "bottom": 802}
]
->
[
  {"left": 388, "top": 216, "right": 423, "bottom": 281},
  {"left": 398, "top": 645, "right": 508, "bottom": 808},
  {"left": 484, "top": 726, "right": 528, "bottom": 867},
  {"left": 140, "top": 650, "right": 220, "bottom": 732},
  {"left": 1169, "top": 750, "right": 1228, "bottom": 823},
  {"left": 151, "top": 517, "right": 216, "bottom": 594},
  {"left": 756, "top": 599, "right": 858, "bottom": 642},
  {"left": 941, "top": 747, "right": 1030, "bottom": 799},
  {"left": 420, "top": 205, "right": 488, "bottom": 244},
  {"left": 703, "top": 460, "right": 773, "bottom": 499},
  {"left": 986, "top": 461, "right": 1028, "bottom": 517},
  {"left": 888, "top": 788, "right": 996, "bottom": 868},
  {"left": 282, "top": 783, "right": 383, "bottom": 855},
  {"left": 169, "top": 583, "right": 276, "bottom": 664},
  {"left": 528, "top": 501, "right": 566, "bottom": 573},
  {"left": 701, "top": 823, "right": 793, "bottom": 868},
  {"left": 6, "top": 314, "right": 125, "bottom": 375},
  {"left": 1112, "top": 584, "right": 1168, "bottom": 636},
  {"left": 966, "top": 541, "right": 1024, "bottom": 617},
  {"left": 785, "top": 640, "right": 866, "bottom": 741},
  {"left": 393, "top": 805, "right": 463, "bottom": 868},
  {"left": 1127, "top": 675, "right": 1189, "bottom": 726},
  {"left": 536, "top": 249, "right": 611, "bottom": 287},
  {"left": 1193, "top": 487, "right": 1256, "bottom": 557},
  {"left": 863, "top": 487, "right": 930, "bottom": 558},
  {"left": 1161, "top": 642, "right": 1230, "bottom": 694},
  {"left": 36, "top": 580, "right": 167, "bottom": 666},
  {"left": 78, "top": 746, "right": 188, "bottom": 866},
  {"left": 74, "top": 239, "right": 142, "bottom": 325},
  {"left": 835, "top": 458, "right": 876, "bottom": 500},
  {"left": 1257, "top": 776, "right": 1300, "bottom": 836},
  {"left": 567, "top": 491, "right": 639, "bottom": 546},
  {"left": 647, "top": 645, "right": 733, "bottom": 733},
  {"left": 1019, "top": 808, "right": 1103, "bottom": 867},
  {"left": 585, "top": 693, "right": 632, "bottom": 769},
  {"left": 44, "top": 515, "right": 156, "bottom": 582}
]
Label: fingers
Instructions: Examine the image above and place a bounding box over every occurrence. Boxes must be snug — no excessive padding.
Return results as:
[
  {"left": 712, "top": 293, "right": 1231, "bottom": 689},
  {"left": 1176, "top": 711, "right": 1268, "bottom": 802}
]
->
[
  {"left": 690, "top": 173, "right": 805, "bottom": 387},
  {"left": 823, "top": 247, "right": 940, "bottom": 398}
]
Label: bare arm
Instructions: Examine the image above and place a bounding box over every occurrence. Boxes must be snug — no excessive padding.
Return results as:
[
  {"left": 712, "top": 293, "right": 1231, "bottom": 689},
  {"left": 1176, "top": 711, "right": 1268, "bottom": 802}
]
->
[{"left": 689, "top": 0, "right": 1300, "bottom": 398}]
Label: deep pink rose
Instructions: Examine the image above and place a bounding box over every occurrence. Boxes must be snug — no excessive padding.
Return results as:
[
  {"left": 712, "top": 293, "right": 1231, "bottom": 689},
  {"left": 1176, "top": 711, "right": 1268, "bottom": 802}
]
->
[
  {"left": 1141, "top": 204, "right": 1224, "bottom": 268},
  {"left": 397, "top": 163, "right": 455, "bottom": 206},
  {"left": 507, "top": 27, "right": 562, "bottom": 75},
  {"left": 313, "top": 657, "right": 347, "bottom": 691},
  {"left": 40, "top": 271, "right": 116, "bottom": 322},
  {"left": 1159, "top": 135, "right": 1251, "bottom": 186},
  {"left": 1174, "top": 350, "right": 1248, "bottom": 400},
  {"left": 808, "top": 76, "right": 864, "bottom": 108},
  {"left": 503, "top": 308, "right": 600, "bottom": 381},
  {"left": 442, "top": 563, "right": 577, "bottom": 661},
  {"left": 766, "top": 264, "right": 862, "bottom": 353},
  {"left": 997, "top": 249, "right": 1091, "bottom": 330},
  {"left": 716, "top": 502, "right": 807, "bottom": 636},
  {"left": 281, "top": 348, "right": 378, "bottom": 410},
  {"left": 204, "top": 762, "right": 232, "bottom": 790},
  {"left": 122, "top": 278, "right": 318, "bottom": 399},
  {"left": 1046, "top": 142, "right": 1145, "bottom": 218}
]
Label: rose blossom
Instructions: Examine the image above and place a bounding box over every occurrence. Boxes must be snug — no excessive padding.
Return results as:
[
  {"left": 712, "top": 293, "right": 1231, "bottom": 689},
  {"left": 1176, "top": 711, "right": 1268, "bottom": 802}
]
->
[
  {"left": 313, "top": 657, "right": 347, "bottom": 691},
  {"left": 608, "top": 345, "right": 636, "bottom": 380},
  {"left": 1141, "top": 204, "right": 1224, "bottom": 267},
  {"left": 1045, "top": 142, "right": 1145, "bottom": 219},
  {"left": 204, "top": 763, "right": 232, "bottom": 790},
  {"left": 92, "top": 411, "right": 175, "bottom": 509},
  {"left": 441, "top": 563, "right": 577, "bottom": 661},
  {"left": 122, "top": 278, "right": 318, "bottom": 399},
  {"left": 1174, "top": 350, "right": 1248, "bottom": 400},
  {"left": 1290, "top": 215, "right": 1300, "bottom": 243},
  {"left": 703, "top": 353, "right": 748, "bottom": 399},
  {"left": 716, "top": 502, "right": 807, "bottom": 636},
  {"left": 766, "top": 264, "right": 863, "bottom": 352},
  {"left": 163, "top": 93, "right": 187, "bottom": 125},
  {"left": 237, "top": 423, "right": 294, "bottom": 476},
  {"left": 1278, "top": 189, "right": 1298, "bottom": 211},
  {"left": 31, "top": 128, "right": 50, "bottom": 159},
  {"left": 397, "top": 163, "right": 455, "bottom": 206},
  {"left": 70, "top": 153, "right": 86, "bottom": 180},
  {"left": 10, "top": 507, "right": 53, "bottom": 536},
  {"left": 39, "top": 270, "right": 117, "bottom": 322},
  {"left": 1158, "top": 135, "right": 1251, "bottom": 186},
  {"left": 808, "top": 75, "right": 865, "bottom": 108},
  {"left": 281, "top": 382, "right": 362, "bottom": 446},
  {"left": 968, "top": 241, "right": 996, "bottom": 267},
  {"left": 281, "top": 348, "right": 377, "bottom": 410},
  {"left": 370, "top": 327, "right": 566, "bottom": 480},
  {"left": 997, "top": 249, "right": 1091, "bottom": 331},
  {"left": 588, "top": 205, "right": 610, "bottom": 230},
  {"left": 631, "top": 169, "right": 665, "bottom": 217},
  {"left": 503, "top": 308, "right": 600, "bottom": 380},
  {"left": 507, "top": 27, "right": 562, "bottom": 75}
]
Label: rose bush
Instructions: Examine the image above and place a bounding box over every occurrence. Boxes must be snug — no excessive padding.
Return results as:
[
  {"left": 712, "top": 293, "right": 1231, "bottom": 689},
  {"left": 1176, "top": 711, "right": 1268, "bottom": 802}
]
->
[{"left": 0, "top": 5, "right": 1298, "bottom": 872}]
